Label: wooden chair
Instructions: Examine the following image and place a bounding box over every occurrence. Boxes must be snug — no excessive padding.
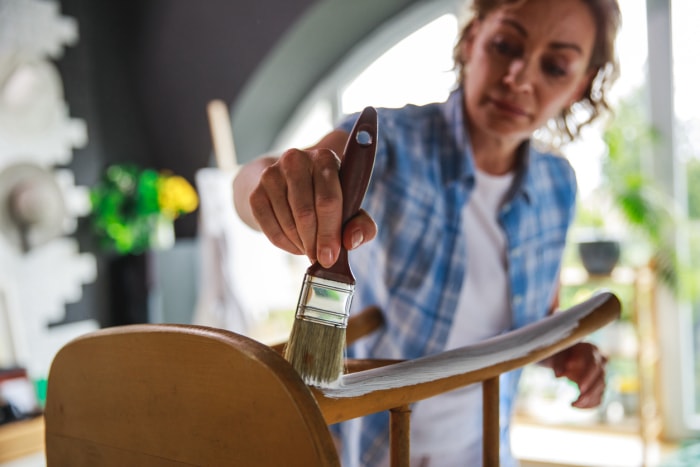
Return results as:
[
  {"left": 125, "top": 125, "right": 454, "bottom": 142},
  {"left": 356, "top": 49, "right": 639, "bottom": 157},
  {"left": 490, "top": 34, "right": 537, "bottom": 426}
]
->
[{"left": 44, "top": 291, "right": 620, "bottom": 467}]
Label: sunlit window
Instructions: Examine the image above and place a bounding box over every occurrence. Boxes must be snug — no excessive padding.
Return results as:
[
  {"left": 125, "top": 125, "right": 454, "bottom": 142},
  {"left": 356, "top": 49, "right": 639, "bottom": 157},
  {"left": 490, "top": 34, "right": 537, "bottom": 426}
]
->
[
  {"left": 341, "top": 14, "right": 458, "bottom": 114},
  {"left": 274, "top": 8, "right": 459, "bottom": 151},
  {"left": 671, "top": 0, "right": 700, "bottom": 429}
]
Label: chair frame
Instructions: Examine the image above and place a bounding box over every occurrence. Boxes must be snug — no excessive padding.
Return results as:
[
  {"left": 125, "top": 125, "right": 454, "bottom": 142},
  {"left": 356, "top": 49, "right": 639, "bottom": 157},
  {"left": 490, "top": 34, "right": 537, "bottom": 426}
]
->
[{"left": 45, "top": 291, "right": 620, "bottom": 466}]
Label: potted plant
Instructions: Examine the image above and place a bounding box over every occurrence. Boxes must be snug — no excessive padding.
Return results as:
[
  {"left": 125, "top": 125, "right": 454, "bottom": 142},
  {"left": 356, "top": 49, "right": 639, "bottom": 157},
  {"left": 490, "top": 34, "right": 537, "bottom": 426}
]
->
[
  {"left": 89, "top": 164, "right": 199, "bottom": 255},
  {"left": 599, "top": 93, "right": 678, "bottom": 290},
  {"left": 573, "top": 199, "right": 622, "bottom": 277},
  {"left": 88, "top": 163, "right": 200, "bottom": 325}
]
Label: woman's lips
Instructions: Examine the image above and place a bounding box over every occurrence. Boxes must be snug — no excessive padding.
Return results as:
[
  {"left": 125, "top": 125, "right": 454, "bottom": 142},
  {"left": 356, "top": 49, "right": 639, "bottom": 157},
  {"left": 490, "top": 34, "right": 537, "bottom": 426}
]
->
[{"left": 489, "top": 98, "right": 530, "bottom": 117}]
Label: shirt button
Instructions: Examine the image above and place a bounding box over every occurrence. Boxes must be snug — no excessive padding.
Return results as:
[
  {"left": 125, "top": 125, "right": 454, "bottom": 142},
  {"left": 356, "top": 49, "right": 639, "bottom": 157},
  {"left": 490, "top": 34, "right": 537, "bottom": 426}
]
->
[
  {"left": 511, "top": 247, "right": 521, "bottom": 257},
  {"left": 513, "top": 295, "right": 523, "bottom": 306}
]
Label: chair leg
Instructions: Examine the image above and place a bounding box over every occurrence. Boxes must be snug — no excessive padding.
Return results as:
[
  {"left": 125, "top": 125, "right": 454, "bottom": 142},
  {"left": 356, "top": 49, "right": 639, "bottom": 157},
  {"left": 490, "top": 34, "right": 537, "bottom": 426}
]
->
[
  {"left": 483, "top": 377, "right": 500, "bottom": 467},
  {"left": 390, "top": 404, "right": 411, "bottom": 467}
]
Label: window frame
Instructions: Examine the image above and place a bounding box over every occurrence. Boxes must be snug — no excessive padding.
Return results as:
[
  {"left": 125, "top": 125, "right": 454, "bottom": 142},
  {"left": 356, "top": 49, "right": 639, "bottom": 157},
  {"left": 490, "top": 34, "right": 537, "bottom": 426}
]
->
[{"left": 652, "top": 0, "right": 700, "bottom": 437}]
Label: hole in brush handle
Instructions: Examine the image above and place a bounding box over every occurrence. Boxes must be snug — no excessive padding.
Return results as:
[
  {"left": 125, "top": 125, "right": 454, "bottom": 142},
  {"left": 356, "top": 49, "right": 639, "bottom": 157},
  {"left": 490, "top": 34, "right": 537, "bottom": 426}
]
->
[{"left": 355, "top": 129, "right": 374, "bottom": 146}]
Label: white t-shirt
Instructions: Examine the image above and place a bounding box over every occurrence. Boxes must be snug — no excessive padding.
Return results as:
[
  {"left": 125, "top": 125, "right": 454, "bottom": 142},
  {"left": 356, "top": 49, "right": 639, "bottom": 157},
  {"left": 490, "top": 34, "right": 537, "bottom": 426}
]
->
[{"left": 409, "top": 168, "right": 515, "bottom": 464}]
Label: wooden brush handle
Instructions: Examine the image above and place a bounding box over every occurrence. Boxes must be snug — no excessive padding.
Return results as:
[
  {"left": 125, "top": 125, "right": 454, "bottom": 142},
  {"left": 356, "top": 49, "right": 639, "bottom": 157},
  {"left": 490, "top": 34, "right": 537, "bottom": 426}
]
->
[
  {"left": 339, "top": 107, "right": 377, "bottom": 225},
  {"left": 308, "top": 107, "right": 377, "bottom": 283}
]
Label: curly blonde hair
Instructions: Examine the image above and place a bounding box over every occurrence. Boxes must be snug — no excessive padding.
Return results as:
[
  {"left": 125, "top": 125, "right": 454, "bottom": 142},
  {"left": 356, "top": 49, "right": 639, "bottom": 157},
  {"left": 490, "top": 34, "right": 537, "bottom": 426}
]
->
[{"left": 454, "top": 0, "right": 622, "bottom": 146}]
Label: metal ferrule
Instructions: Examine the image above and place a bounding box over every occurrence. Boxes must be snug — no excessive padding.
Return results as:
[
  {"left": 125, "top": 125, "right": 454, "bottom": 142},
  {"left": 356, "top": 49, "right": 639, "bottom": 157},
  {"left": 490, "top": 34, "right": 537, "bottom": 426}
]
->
[{"left": 295, "top": 274, "right": 354, "bottom": 328}]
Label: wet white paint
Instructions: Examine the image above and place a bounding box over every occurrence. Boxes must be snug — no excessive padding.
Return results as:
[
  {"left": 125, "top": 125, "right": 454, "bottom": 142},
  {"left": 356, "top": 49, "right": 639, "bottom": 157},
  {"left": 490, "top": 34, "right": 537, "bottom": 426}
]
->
[{"left": 320, "top": 292, "right": 612, "bottom": 398}]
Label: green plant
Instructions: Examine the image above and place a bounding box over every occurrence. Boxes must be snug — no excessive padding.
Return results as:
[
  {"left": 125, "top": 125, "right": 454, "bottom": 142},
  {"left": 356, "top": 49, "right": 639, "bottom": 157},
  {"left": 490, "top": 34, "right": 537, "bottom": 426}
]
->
[
  {"left": 89, "top": 164, "right": 199, "bottom": 255},
  {"left": 594, "top": 92, "right": 679, "bottom": 291}
]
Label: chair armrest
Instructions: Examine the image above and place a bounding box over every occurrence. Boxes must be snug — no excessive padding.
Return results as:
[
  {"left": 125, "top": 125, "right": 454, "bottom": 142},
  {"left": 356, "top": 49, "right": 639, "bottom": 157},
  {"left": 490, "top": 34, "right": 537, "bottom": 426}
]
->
[
  {"left": 313, "top": 291, "right": 621, "bottom": 424},
  {"left": 345, "top": 305, "right": 384, "bottom": 346},
  {"left": 270, "top": 305, "right": 384, "bottom": 354}
]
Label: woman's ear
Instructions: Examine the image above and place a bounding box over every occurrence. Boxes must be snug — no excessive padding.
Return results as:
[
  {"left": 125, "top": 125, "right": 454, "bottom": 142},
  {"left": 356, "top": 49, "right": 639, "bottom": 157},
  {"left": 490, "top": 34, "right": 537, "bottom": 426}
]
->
[{"left": 570, "top": 69, "right": 597, "bottom": 106}]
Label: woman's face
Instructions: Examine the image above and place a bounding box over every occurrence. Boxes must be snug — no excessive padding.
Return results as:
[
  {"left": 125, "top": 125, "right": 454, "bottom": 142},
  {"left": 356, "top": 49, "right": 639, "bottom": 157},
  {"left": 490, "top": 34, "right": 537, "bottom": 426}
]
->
[{"left": 462, "top": 0, "right": 596, "bottom": 142}]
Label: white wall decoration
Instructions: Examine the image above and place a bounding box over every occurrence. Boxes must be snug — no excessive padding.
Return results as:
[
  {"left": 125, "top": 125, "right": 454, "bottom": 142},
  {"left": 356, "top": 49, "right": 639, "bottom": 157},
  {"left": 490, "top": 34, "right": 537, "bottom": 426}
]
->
[{"left": 0, "top": 0, "right": 97, "bottom": 379}]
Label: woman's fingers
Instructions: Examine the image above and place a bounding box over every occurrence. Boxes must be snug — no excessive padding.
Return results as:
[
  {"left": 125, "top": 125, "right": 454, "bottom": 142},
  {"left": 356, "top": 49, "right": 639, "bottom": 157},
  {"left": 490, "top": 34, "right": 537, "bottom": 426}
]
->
[
  {"left": 309, "top": 150, "right": 343, "bottom": 267},
  {"left": 250, "top": 155, "right": 304, "bottom": 255},
  {"left": 248, "top": 190, "right": 301, "bottom": 255},
  {"left": 249, "top": 148, "right": 348, "bottom": 266},
  {"left": 558, "top": 343, "right": 608, "bottom": 409},
  {"left": 281, "top": 149, "right": 322, "bottom": 261},
  {"left": 572, "top": 362, "right": 606, "bottom": 408},
  {"left": 342, "top": 210, "right": 378, "bottom": 251}
]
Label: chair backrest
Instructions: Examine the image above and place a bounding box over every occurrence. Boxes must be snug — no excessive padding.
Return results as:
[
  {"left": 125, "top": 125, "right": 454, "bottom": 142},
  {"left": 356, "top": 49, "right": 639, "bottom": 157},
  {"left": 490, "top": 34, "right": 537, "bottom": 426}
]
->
[{"left": 44, "top": 324, "right": 339, "bottom": 467}]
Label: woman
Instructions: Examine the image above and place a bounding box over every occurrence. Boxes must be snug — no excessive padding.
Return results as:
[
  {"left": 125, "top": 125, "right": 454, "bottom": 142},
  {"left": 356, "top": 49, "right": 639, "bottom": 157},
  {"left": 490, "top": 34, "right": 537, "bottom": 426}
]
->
[{"left": 234, "top": 0, "right": 621, "bottom": 465}]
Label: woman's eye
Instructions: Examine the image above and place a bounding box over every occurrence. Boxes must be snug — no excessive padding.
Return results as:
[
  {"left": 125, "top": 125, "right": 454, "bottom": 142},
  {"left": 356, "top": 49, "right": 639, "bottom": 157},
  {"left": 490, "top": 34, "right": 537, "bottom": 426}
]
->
[
  {"left": 543, "top": 60, "right": 567, "bottom": 77},
  {"left": 490, "top": 38, "right": 521, "bottom": 58}
]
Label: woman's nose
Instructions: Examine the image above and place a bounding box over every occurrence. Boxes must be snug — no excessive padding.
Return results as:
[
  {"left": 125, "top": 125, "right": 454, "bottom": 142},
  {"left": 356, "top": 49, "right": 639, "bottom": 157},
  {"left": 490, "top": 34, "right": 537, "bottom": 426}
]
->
[{"left": 503, "top": 59, "right": 535, "bottom": 93}]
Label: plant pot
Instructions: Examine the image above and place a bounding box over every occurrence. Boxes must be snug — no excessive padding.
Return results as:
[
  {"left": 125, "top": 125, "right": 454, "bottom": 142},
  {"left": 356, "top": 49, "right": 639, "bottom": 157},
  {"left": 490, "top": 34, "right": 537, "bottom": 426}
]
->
[
  {"left": 578, "top": 240, "right": 621, "bottom": 276},
  {"left": 108, "top": 252, "right": 153, "bottom": 325}
]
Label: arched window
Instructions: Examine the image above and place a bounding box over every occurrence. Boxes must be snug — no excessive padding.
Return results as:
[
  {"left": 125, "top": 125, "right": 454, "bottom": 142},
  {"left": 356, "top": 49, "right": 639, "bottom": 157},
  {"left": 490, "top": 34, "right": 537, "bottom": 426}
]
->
[{"left": 272, "top": 2, "right": 460, "bottom": 151}]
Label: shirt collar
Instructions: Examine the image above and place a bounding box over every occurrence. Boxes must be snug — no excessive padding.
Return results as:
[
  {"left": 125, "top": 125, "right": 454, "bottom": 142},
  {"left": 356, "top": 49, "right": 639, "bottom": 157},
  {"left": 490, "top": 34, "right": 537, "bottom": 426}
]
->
[
  {"left": 440, "top": 87, "right": 534, "bottom": 204},
  {"left": 440, "top": 88, "right": 476, "bottom": 185}
]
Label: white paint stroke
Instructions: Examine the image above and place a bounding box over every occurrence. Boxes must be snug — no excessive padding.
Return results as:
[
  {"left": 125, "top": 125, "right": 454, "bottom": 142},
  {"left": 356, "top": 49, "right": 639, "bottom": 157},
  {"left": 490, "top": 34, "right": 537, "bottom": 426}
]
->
[{"left": 321, "top": 291, "right": 613, "bottom": 398}]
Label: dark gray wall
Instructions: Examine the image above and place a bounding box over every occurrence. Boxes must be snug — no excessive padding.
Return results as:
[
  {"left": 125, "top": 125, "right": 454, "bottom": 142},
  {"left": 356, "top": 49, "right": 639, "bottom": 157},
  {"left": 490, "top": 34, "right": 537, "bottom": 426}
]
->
[
  {"left": 55, "top": 0, "right": 423, "bottom": 326},
  {"left": 56, "top": 0, "right": 316, "bottom": 325},
  {"left": 57, "top": 0, "right": 316, "bottom": 237}
]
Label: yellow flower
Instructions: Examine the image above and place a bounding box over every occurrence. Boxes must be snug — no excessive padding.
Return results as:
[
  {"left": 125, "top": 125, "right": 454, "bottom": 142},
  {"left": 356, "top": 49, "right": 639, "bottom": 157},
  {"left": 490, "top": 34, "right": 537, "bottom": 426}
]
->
[{"left": 158, "top": 175, "right": 199, "bottom": 219}]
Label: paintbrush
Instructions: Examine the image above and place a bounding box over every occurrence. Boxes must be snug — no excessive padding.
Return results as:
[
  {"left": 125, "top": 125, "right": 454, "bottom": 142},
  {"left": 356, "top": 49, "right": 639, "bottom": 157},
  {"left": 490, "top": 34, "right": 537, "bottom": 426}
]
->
[{"left": 284, "top": 106, "right": 377, "bottom": 386}]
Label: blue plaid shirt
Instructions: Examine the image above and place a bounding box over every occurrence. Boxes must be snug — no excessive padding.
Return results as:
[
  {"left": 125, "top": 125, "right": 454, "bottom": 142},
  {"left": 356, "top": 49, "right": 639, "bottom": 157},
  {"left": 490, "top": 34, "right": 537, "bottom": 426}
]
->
[{"left": 334, "top": 89, "right": 577, "bottom": 467}]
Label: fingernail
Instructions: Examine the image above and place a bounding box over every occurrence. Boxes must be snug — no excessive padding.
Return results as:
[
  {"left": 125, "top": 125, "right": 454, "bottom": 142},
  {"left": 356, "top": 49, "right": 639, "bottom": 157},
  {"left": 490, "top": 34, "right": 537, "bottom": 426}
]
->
[
  {"left": 319, "top": 247, "right": 334, "bottom": 267},
  {"left": 351, "top": 230, "right": 363, "bottom": 250}
]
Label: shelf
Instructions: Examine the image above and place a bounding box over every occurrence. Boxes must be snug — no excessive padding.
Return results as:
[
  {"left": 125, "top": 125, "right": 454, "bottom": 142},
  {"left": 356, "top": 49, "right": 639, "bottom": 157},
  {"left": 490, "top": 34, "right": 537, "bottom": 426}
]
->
[
  {"left": 514, "top": 266, "right": 661, "bottom": 466},
  {"left": 0, "top": 417, "right": 44, "bottom": 464},
  {"left": 561, "top": 266, "right": 637, "bottom": 286},
  {"left": 512, "top": 416, "right": 674, "bottom": 467}
]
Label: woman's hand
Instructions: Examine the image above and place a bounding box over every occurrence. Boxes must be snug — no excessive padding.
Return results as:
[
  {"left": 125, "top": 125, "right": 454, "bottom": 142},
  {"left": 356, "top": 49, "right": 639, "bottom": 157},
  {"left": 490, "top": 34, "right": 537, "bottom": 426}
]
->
[
  {"left": 544, "top": 342, "right": 608, "bottom": 409},
  {"left": 235, "top": 131, "right": 377, "bottom": 268}
]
